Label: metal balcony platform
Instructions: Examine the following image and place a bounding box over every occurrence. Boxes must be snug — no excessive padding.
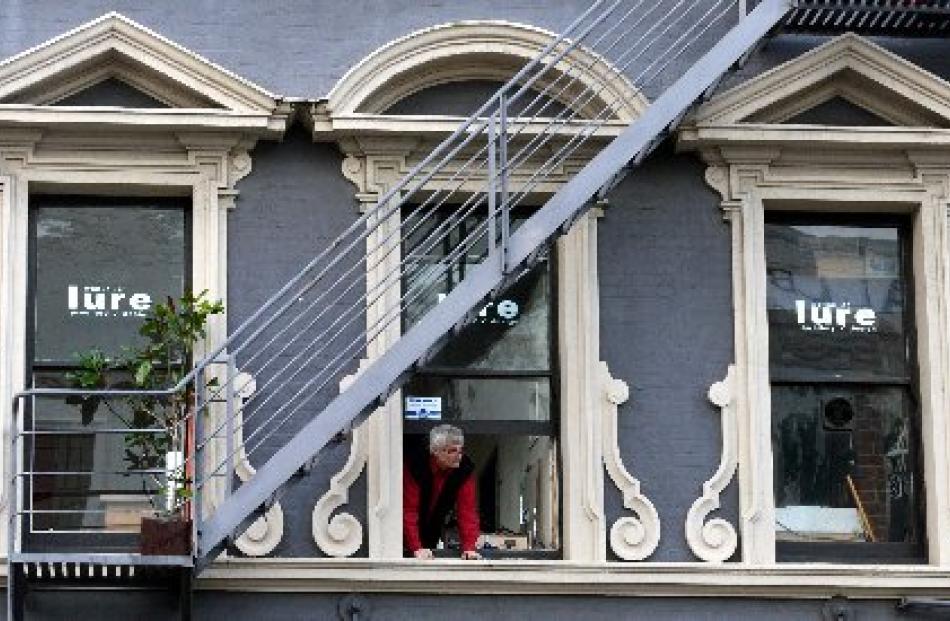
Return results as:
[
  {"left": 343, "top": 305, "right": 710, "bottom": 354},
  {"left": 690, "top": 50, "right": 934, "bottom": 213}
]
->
[
  {"left": 784, "top": 1, "right": 950, "bottom": 36},
  {"left": 11, "top": 552, "right": 192, "bottom": 568},
  {"left": 8, "top": 553, "right": 193, "bottom": 621}
]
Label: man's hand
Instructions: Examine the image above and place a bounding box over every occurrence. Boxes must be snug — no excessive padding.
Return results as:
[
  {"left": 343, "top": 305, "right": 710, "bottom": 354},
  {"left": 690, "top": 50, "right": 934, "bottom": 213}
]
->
[
  {"left": 413, "top": 548, "right": 434, "bottom": 560},
  {"left": 461, "top": 550, "right": 482, "bottom": 560}
]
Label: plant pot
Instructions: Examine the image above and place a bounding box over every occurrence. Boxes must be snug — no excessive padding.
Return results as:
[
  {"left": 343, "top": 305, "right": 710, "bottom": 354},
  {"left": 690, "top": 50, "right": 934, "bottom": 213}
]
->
[{"left": 139, "top": 514, "right": 192, "bottom": 556}]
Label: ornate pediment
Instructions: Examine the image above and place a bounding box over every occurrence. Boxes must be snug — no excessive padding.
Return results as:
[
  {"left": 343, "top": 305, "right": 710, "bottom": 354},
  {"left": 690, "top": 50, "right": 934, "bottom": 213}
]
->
[
  {"left": 684, "top": 33, "right": 950, "bottom": 131},
  {"left": 0, "top": 13, "right": 290, "bottom": 137}
]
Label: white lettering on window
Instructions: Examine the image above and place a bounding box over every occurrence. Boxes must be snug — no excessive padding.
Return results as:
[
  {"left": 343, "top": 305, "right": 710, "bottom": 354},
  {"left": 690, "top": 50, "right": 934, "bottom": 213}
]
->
[
  {"left": 794, "top": 299, "right": 877, "bottom": 333},
  {"left": 67, "top": 285, "right": 154, "bottom": 318}
]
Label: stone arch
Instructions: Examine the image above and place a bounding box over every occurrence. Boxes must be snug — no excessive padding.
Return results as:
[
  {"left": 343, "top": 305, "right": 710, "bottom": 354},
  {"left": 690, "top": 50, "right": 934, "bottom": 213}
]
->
[{"left": 326, "top": 21, "right": 646, "bottom": 121}]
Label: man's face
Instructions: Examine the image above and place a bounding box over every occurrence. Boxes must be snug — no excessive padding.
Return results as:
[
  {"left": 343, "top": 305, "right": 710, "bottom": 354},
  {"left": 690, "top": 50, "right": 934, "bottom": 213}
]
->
[{"left": 432, "top": 442, "right": 463, "bottom": 469}]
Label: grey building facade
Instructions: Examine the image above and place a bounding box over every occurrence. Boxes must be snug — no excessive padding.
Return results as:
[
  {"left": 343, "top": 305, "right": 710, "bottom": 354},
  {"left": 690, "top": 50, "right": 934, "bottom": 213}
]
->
[{"left": 1, "top": 0, "right": 949, "bottom": 618}]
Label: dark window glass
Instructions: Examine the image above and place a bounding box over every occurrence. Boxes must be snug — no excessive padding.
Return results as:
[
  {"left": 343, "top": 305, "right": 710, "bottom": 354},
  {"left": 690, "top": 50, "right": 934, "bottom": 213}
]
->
[
  {"left": 33, "top": 204, "right": 186, "bottom": 362},
  {"left": 401, "top": 206, "right": 559, "bottom": 557},
  {"left": 27, "top": 198, "right": 188, "bottom": 534},
  {"left": 402, "top": 209, "right": 550, "bottom": 371},
  {"left": 403, "top": 376, "right": 551, "bottom": 427},
  {"left": 765, "top": 217, "right": 921, "bottom": 561},
  {"left": 766, "top": 224, "right": 905, "bottom": 382}
]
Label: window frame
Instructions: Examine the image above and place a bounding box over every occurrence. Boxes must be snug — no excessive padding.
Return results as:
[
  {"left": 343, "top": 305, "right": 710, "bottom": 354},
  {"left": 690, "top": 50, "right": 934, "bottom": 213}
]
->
[
  {"left": 311, "top": 20, "right": 654, "bottom": 564},
  {"left": 695, "top": 167, "right": 950, "bottom": 566},
  {"left": 22, "top": 197, "right": 192, "bottom": 546},
  {"left": 763, "top": 212, "right": 928, "bottom": 564},
  {"left": 399, "top": 203, "right": 563, "bottom": 556}
]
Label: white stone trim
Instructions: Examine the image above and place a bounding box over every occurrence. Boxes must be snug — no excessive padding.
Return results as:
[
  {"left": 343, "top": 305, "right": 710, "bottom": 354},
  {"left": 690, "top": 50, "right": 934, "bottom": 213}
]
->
[
  {"left": 689, "top": 33, "right": 950, "bottom": 127},
  {"left": 686, "top": 366, "right": 739, "bottom": 563},
  {"left": 0, "top": 13, "right": 291, "bottom": 138},
  {"left": 600, "top": 362, "right": 661, "bottom": 561},
  {"left": 323, "top": 21, "right": 645, "bottom": 120},
  {"left": 329, "top": 166, "right": 654, "bottom": 563},
  {"left": 230, "top": 372, "right": 284, "bottom": 557},
  {"left": 0, "top": 13, "right": 277, "bottom": 110},
  {"left": 557, "top": 210, "right": 607, "bottom": 561},
  {"left": 314, "top": 20, "right": 651, "bottom": 562},
  {"left": 696, "top": 155, "right": 950, "bottom": 566},
  {"left": 0, "top": 127, "right": 260, "bottom": 557},
  {"left": 311, "top": 424, "right": 366, "bottom": 557},
  {"left": 680, "top": 32, "right": 950, "bottom": 566},
  {"left": 312, "top": 362, "right": 369, "bottom": 558},
  {"left": 199, "top": 557, "right": 950, "bottom": 598}
]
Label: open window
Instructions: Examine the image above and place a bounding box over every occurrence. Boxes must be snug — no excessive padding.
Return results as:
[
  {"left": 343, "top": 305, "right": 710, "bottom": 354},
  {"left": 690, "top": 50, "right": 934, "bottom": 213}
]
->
[
  {"left": 765, "top": 214, "right": 924, "bottom": 563},
  {"left": 401, "top": 205, "right": 560, "bottom": 558}
]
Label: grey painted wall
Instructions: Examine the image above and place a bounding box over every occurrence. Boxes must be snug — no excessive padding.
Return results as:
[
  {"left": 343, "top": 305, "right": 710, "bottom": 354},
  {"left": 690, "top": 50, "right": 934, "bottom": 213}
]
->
[
  {"left": 599, "top": 142, "right": 737, "bottom": 562},
  {"left": 0, "top": 0, "right": 594, "bottom": 98},
  {"left": 384, "top": 80, "right": 571, "bottom": 117},
  {"left": 0, "top": 1, "right": 738, "bottom": 100},
  {"left": 229, "top": 127, "right": 367, "bottom": 557},
  {"left": 190, "top": 593, "right": 937, "bottom": 621},
  {"left": 54, "top": 78, "right": 169, "bottom": 107},
  {"left": 5, "top": 0, "right": 948, "bottom": 606},
  {"left": 12, "top": 590, "right": 936, "bottom": 621}
]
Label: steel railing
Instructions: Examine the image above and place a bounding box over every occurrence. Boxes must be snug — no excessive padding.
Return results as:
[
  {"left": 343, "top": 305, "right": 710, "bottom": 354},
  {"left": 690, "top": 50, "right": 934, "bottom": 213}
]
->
[{"left": 8, "top": 0, "right": 791, "bottom": 566}]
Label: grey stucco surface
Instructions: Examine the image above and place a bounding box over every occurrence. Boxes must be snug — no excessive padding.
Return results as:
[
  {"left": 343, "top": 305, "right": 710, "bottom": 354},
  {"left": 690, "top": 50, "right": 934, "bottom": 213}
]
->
[
  {"left": 190, "top": 593, "right": 937, "bottom": 621},
  {"left": 229, "top": 127, "right": 367, "bottom": 557},
  {"left": 12, "top": 590, "right": 938, "bottom": 620},
  {"left": 54, "top": 78, "right": 170, "bottom": 107},
  {"left": 599, "top": 142, "right": 738, "bottom": 562},
  {"left": 0, "top": 1, "right": 738, "bottom": 100},
  {"left": 0, "top": 0, "right": 592, "bottom": 99},
  {"left": 5, "top": 1, "right": 949, "bottom": 612}
]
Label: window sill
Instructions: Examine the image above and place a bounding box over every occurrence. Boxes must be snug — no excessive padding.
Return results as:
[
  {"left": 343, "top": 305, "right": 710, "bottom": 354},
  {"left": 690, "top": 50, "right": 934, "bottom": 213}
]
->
[{"left": 197, "top": 557, "right": 950, "bottom": 598}]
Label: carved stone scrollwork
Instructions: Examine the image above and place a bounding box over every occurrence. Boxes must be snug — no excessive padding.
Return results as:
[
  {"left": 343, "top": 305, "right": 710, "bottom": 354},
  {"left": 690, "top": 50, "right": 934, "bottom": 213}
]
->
[
  {"left": 686, "top": 365, "right": 738, "bottom": 563},
  {"left": 231, "top": 371, "right": 285, "bottom": 557},
  {"left": 229, "top": 149, "right": 253, "bottom": 186},
  {"left": 601, "top": 362, "right": 660, "bottom": 561},
  {"left": 312, "top": 364, "right": 369, "bottom": 557}
]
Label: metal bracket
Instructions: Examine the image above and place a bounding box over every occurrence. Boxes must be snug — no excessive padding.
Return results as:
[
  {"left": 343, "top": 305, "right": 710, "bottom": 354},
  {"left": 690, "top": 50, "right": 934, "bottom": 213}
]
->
[
  {"left": 822, "top": 596, "right": 853, "bottom": 621},
  {"left": 338, "top": 594, "right": 372, "bottom": 621}
]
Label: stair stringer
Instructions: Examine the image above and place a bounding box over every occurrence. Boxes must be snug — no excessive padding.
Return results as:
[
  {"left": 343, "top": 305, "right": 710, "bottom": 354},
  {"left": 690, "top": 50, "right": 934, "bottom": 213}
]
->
[{"left": 195, "top": 0, "right": 791, "bottom": 564}]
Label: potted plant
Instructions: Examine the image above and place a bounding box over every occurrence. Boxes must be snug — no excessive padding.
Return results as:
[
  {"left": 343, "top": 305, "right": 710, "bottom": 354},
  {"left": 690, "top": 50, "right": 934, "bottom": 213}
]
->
[{"left": 67, "top": 290, "right": 224, "bottom": 555}]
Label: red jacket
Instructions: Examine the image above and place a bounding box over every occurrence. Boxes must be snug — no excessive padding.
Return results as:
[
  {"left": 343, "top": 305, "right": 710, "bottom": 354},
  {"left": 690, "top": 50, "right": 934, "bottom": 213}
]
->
[{"left": 403, "top": 455, "right": 479, "bottom": 553}]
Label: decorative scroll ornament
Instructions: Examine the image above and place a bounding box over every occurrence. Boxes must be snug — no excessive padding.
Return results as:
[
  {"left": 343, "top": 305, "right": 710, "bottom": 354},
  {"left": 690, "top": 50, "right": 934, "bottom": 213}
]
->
[
  {"left": 686, "top": 365, "right": 738, "bottom": 562},
  {"left": 231, "top": 372, "right": 285, "bottom": 556},
  {"left": 601, "top": 362, "right": 661, "bottom": 560},
  {"left": 312, "top": 367, "right": 368, "bottom": 557}
]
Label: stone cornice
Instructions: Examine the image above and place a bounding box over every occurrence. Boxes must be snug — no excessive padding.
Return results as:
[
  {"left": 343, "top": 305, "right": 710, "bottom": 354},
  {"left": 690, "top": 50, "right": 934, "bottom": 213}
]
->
[
  {"left": 198, "top": 558, "right": 950, "bottom": 598},
  {"left": 0, "top": 13, "right": 292, "bottom": 139}
]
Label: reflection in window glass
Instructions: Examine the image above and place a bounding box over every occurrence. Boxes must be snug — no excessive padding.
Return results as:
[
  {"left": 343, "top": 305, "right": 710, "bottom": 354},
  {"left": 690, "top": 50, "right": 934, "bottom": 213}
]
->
[
  {"left": 404, "top": 376, "right": 550, "bottom": 424},
  {"left": 765, "top": 218, "right": 920, "bottom": 558},
  {"left": 772, "top": 385, "right": 916, "bottom": 544},
  {"left": 28, "top": 199, "right": 187, "bottom": 534},
  {"left": 401, "top": 206, "right": 559, "bottom": 556},
  {"left": 33, "top": 204, "right": 186, "bottom": 362},
  {"left": 402, "top": 208, "right": 550, "bottom": 371},
  {"left": 766, "top": 224, "right": 905, "bottom": 381}
]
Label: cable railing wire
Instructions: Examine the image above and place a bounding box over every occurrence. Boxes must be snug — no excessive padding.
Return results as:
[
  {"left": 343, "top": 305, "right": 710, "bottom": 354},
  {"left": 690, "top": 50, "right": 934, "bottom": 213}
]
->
[
  {"left": 12, "top": 0, "right": 758, "bottom": 541},
  {"left": 209, "top": 0, "right": 738, "bottom": 473},
  {"left": 193, "top": 0, "right": 698, "bottom": 425},
  {"left": 192, "top": 0, "right": 697, "bottom": 452}
]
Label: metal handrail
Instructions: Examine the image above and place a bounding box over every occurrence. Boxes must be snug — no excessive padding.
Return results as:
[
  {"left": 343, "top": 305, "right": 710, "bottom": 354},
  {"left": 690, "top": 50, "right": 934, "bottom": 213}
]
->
[{"left": 8, "top": 0, "right": 795, "bottom": 567}]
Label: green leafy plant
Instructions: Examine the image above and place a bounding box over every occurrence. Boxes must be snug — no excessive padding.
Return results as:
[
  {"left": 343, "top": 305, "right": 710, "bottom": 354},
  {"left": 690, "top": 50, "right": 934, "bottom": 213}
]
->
[{"left": 66, "top": 290, "right": 224, "bottom": 514}]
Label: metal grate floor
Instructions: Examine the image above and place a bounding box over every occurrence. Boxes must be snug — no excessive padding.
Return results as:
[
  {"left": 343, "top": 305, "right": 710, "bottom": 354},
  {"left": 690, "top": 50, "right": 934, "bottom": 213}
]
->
[{"left": 783, "top": 1, "right": 950, "bottom": 36}]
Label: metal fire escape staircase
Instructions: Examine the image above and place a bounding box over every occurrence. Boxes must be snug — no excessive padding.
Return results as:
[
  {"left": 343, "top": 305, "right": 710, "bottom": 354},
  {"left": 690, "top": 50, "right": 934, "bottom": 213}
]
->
[
  {"left": 193, "top": 0, "right": 791, "bottom": 563},
  {"left": 24, "top": 0, "right": 946, "bottom": 613}
]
